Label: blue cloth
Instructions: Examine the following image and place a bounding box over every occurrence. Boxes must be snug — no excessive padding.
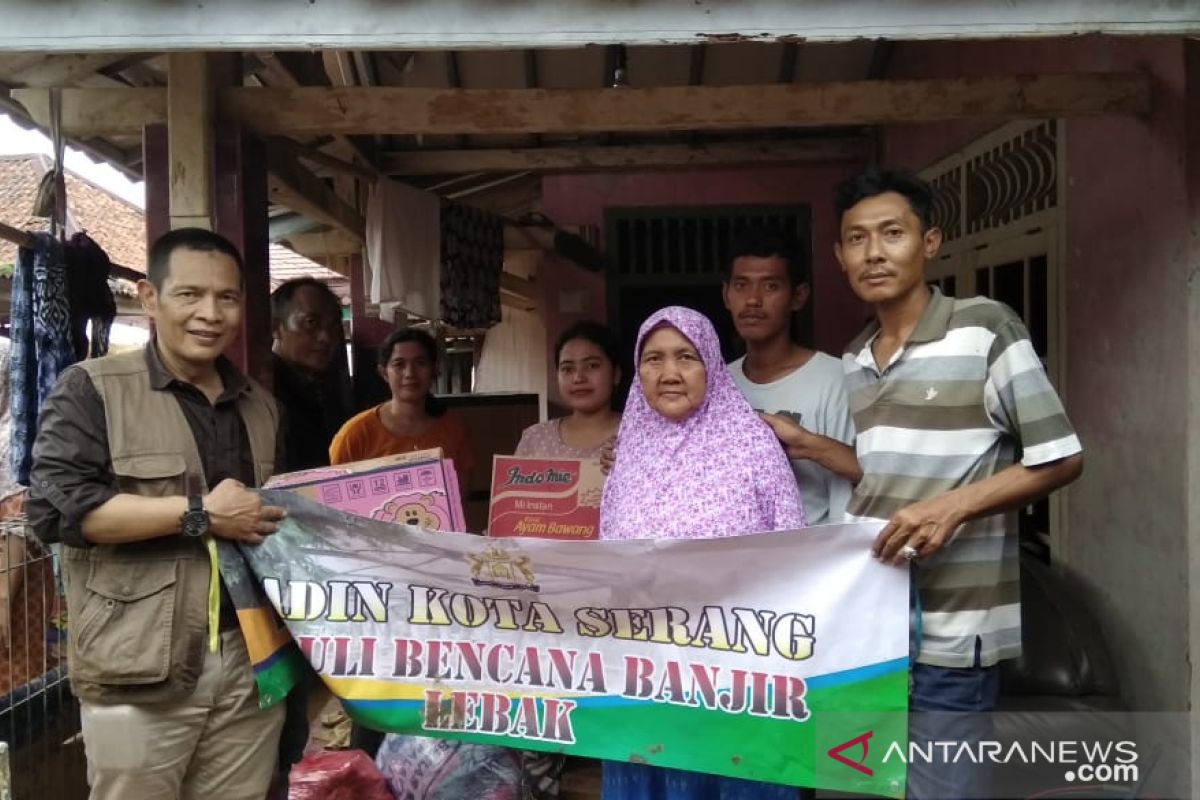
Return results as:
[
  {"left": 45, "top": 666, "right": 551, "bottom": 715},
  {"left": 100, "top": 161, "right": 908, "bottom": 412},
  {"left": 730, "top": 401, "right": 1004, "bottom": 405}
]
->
[
  {"left": 8, "top": 233, "right": 74, "bottom": 485},
  {"left": 602, "top": 762, "right": 798, "bottom": 800},
  {"left": 907, "top": 638, "right": 1000, "bottom": 799}
]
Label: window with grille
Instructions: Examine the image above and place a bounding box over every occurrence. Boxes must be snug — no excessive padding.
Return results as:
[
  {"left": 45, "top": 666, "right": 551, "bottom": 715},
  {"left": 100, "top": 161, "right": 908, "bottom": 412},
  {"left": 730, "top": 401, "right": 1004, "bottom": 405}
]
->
[
  {"left": 605, "top": 205, "right": 813, "bottom": 365},
  {"left": 922, "top": 119, "right": 1067, "bottom": 561}
]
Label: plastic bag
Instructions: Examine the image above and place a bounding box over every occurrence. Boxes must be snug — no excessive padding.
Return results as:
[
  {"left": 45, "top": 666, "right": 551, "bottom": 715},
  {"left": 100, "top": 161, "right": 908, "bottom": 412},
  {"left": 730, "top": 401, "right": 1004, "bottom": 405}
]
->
[
  {"left": 288, "top": 749, "right": 392, "bottom": 800},
  {"left": 375, "top": 734, "right": 523, "bottom": 800}
]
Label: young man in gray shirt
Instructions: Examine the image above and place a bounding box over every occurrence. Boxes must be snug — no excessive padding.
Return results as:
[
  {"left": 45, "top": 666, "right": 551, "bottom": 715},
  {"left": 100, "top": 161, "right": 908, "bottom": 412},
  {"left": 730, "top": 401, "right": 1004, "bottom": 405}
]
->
[{"left": 722, "top": 227, "right": 860, "bottom": 523}]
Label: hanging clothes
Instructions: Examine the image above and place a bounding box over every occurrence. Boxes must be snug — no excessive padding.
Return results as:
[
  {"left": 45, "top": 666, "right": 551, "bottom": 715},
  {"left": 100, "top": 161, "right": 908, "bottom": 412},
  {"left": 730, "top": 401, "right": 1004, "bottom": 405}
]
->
[
  {"left": 439, "top": 201, "right": 503, "bottom": 330},
  {"left": 0, "top": 336, "right": 17, "bottom": 503},
  {"left": 64, "top": 232, "right": 117, "bottom": 359},
  {"left": 473, "top": 306, "right": 547, "bottom": 395},
  {"left": 366, "top": 177, "right": 441, "bottom": 318},
  {"left": 9, "top": 233, "right": 76, "bottom": 485}
]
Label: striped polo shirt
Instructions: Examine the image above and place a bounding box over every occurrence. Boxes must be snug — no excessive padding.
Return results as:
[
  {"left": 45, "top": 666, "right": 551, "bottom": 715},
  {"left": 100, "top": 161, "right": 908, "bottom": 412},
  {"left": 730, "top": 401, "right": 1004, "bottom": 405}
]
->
[{"left": 843, "top": 289, "right": 1082, "bottom": 668}]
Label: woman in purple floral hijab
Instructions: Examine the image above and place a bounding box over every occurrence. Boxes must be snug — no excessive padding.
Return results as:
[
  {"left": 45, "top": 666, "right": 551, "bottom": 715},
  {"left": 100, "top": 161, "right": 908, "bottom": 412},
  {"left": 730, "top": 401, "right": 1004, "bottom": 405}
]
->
[
  {"left": 600, "top": 306, "right": 805, "bottom": 800},
  {"left": 601, "top": 305, "right": 805, "bottom": 541}
]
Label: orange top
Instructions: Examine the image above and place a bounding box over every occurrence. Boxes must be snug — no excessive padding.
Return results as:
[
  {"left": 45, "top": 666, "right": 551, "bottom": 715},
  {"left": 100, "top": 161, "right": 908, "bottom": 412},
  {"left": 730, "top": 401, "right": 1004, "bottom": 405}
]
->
[{"left": 328, "top": 405, "right": 477, "bottom": 480}]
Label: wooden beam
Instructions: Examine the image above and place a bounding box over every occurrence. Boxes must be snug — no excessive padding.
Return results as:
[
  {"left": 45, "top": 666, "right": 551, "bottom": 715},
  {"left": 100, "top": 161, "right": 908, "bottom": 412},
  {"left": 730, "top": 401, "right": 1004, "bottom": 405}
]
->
[
  {"left": 317, "top": 50, "right": 376, "bottom": 167},
  {"left": 11, "top": 86, "right": 165, "bottom": 134},
  {"left": 13, "top": 72, "right": 1153, "bottom": 137},
  {"left": 278, "top": 229, "right": 363, "bottom": 258},
  {"left": 445, "top": 51, "right": 467, "bottom": 149},
  {"left": 445, "top": 172, "right": 532, "bottom": 200},
  {"left": 504, "top": 226, "right": 555, "bottom": 251},
  {"left": 7, "top": 53, "right": 141, "bottom": 87},
  {"left": 270, "top": 136, "right": 377, "bottom": 181},
  {"left": 0, "top": 220, "right": 34, "bottom": 249},
  {"left": 500, "top": 271, "right": 537, "bottom": 311},
  {"left": 221, "top": 72, "right": 1155, "bottom": 135},
  {"left": 266, "top": 148, "right": 366, "bottom": 242},
  {"left": 384, "top": 138, "right": 870, "bottom": 174},
  {"left": 0, "top": 220, "right": 143, "bottom": 280},
  {"left": 167, "top": 52, "right": 213, "bottom": 230},
  {"left": 257, "top": 51, "right": 374, "bottom": 172},
  {"left": 504, "top": 248, "right": 544, "bottom": 278},
  {"left": 353, "top": 52, "right": 380, "bottom": 89}
]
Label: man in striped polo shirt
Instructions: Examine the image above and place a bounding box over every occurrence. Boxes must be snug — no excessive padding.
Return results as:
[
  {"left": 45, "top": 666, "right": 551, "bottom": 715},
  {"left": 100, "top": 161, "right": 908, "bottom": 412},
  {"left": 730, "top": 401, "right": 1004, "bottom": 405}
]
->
[{"left": 833, "top": 167, "right": 1083, "bottom": 798}]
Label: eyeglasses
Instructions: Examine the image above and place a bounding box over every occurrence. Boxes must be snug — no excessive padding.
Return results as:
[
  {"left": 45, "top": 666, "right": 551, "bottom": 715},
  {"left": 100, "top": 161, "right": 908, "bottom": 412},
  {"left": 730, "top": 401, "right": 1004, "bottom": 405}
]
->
[{"left": 289, "top": 313, "right": 342, "bottom": 334}]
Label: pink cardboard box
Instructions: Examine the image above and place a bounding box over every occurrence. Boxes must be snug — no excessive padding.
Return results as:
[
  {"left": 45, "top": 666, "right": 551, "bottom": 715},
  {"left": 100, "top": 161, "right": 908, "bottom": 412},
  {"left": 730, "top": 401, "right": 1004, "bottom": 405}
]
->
[{"left": 266, "top": 449, "right": 467, "bottom": 533}]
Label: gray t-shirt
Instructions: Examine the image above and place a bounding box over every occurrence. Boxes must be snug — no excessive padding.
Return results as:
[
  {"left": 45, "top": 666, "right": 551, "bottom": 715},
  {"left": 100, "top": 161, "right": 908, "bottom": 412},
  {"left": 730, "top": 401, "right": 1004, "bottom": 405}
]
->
[{"left": 729, "top": 351, "right": 855, "bottom": 524}]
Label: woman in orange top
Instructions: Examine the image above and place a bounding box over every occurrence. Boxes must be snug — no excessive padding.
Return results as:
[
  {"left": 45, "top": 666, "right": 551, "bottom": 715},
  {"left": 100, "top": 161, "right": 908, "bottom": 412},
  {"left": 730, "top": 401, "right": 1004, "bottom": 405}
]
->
[{"left": 329, "top": 328, "right": 475, "bottom": 488}]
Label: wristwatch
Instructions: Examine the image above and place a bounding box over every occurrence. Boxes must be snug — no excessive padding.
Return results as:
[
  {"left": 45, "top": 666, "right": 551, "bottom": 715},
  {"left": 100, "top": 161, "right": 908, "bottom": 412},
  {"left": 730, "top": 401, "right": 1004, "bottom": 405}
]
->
[{"left": 180, "top": 495, "right": 211, "bottom": 539}]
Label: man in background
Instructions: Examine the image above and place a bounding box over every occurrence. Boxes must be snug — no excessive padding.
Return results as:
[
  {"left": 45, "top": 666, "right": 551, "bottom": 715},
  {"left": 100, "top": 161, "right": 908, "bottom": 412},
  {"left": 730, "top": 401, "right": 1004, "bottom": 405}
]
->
[{"left": 271, "top": 277, "right": 352, "bottom": 471}]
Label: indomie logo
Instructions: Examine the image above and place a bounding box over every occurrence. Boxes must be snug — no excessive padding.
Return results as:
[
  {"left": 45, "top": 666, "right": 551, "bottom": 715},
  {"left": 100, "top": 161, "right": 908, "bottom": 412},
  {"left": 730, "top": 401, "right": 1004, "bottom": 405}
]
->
[
  {"left": 828, "top": 731, "right": 874, "bottom": 777},
  {"left": 503, "top": 466, "right": 573, "bottom": 487}
]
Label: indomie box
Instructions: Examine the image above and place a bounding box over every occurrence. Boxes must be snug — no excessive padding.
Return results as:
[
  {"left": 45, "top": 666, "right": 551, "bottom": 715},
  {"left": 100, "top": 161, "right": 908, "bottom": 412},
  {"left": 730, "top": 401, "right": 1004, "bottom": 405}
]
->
[{"left": 487, "top": 456, "right": 602, "bottom": 540}]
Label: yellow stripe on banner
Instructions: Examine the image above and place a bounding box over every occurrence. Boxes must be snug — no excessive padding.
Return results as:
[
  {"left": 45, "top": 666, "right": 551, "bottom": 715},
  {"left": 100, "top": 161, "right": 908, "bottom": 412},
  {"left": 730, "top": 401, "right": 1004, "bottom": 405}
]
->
[
  {"left": 323, "top": 677, "right": 430, "bottom": 701},
  {"left": 205, "top": 536, "right": 219, "bottom": 653},
  {"left": 236, "top": 607, "right": 296, "bottom": 664}
]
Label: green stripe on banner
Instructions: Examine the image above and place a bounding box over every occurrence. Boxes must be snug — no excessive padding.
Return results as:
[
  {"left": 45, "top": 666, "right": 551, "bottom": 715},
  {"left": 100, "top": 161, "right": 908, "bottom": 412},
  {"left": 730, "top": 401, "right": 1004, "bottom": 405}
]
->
[
  {"left": 252, "top": 645, "right": 309, "bottom": 709},
  {"left": 338, "top": 670, "right": 908, "bottom": 797}
]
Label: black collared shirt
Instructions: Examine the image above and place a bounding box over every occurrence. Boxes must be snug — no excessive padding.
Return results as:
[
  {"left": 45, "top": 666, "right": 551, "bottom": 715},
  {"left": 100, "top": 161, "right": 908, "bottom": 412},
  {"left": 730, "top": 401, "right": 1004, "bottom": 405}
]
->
[
  {"left": 27, "top": 342, "right": 284, "bottom": 548},
  {"left": 272, "top": 354, "right": 350, "bottom": 472}
]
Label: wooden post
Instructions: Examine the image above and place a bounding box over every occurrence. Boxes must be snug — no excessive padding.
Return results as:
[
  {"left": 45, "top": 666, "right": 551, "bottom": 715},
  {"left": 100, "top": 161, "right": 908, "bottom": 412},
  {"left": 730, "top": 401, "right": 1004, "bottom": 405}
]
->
[
  {"left": 151, "top": 55, "right": 273, "bottom": 381},
  {"left": 143, "top": 123, "right": 169, "bottom": 249},
  {"left": 167, "top": 52, "right": 214, "bottom": 230},
  {"left": 214, "top": 125, "right": 271, "bottom": 383}
]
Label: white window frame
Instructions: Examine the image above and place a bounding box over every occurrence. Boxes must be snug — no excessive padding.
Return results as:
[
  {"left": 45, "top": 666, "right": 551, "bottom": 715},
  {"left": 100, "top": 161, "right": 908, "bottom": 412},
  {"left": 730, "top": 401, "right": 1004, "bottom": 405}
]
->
[{"left": 920, "top": 119, "right": 1071, "bottom": 557}]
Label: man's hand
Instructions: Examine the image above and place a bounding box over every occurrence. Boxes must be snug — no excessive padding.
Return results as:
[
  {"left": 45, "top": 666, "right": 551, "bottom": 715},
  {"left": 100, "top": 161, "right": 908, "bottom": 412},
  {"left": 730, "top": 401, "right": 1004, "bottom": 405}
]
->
[
  {"left": 759, "top": 412, "right": 816, "bottom": 459},
  {"left": 759, "top": 412, "right": 863, "bottom": 484},
  {"left": 205, "top": 478, "right": 286, "bottom": 546},
  {"left": 872, "top": 493, "right": 968, "bottom": 566}
]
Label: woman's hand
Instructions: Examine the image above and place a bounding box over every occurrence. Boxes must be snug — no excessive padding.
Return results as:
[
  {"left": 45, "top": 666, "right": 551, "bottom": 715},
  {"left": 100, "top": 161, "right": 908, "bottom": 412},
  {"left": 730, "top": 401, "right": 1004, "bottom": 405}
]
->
[{"left": 599, "top": 439, "right": 617, "bottom": 475}]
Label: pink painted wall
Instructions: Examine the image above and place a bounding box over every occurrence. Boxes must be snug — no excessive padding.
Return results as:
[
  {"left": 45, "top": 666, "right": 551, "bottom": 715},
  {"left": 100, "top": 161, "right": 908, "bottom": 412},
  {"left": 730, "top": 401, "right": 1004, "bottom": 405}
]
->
[
  {"left": 538, "top": 162, "right": 869, "bottom": 360},
  {"left": 883, "top": 36, "right": 1194, "bottom": 719}
]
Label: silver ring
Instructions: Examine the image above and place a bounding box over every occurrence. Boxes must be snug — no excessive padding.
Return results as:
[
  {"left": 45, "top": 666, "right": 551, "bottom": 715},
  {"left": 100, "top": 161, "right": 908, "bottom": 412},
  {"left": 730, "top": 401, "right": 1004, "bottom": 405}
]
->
[{"left": 900, "top": 545, "right": 919, "bottom": 561}]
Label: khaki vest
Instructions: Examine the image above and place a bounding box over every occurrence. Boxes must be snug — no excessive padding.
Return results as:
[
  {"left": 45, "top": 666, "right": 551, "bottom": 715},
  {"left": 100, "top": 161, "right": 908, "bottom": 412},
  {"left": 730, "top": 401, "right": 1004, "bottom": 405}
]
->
[{"left": 61, "top": 349, "right": 277, "bottom": 704}]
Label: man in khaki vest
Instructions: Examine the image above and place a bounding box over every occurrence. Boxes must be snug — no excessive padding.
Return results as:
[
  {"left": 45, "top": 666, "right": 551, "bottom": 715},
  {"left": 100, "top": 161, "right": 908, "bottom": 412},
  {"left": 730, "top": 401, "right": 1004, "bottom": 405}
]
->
[{"left": 27, "top": 228, "right": 288, "bottom": 800}]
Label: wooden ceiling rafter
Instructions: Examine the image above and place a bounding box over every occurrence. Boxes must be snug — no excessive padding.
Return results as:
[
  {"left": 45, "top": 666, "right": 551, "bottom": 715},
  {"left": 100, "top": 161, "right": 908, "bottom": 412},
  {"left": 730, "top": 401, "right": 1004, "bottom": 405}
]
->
[
  {"left": 382, "top": 137, "right": 871, "bottom": 175},
  {"left": 14, "top": 72, "right": 1149, "bottom": 137},
  {"left": 265, "top": 146, "right": 366, "bottom": 243},
  {"left": 5, "top": 53, "right": 143, "bottom": 88},
  {"left": 444, "top": 50, "right": 468, "bottom": 150},
  {"left": 313, "top": 49, "right": 377, "bottom": 169}
]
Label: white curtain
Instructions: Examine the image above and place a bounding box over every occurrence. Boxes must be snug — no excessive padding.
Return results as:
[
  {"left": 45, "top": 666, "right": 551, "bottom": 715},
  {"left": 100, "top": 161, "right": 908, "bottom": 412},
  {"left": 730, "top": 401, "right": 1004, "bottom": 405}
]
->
[
  {"left": 474, "top": 308, "right": 547, "bottom": 411},
  {"left": 365, "top": 177, "right": 441, "bottom": 318}
]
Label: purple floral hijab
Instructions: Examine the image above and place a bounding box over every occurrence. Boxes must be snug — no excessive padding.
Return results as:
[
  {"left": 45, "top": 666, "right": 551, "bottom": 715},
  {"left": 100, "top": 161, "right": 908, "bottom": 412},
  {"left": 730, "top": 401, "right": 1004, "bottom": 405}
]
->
[{"left": 600, "top": 306, "right": 806, "bottom": 541}]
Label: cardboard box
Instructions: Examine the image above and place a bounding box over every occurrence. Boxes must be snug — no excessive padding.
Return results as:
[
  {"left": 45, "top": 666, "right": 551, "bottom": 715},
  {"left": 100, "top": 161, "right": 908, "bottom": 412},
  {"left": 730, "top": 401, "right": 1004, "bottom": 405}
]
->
[
  {"left": 487, "top": 456, "right": 603, "bottom": 540},
  {"left": 265, "top": 448, "right": 446, "bottom": 489},
  {"left": 266, "top": 449, "right": 467, "bottom": 532}
]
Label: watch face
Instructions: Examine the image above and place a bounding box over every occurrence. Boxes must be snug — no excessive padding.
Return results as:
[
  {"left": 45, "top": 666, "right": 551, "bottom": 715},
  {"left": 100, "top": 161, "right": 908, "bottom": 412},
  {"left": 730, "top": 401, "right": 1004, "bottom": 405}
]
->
[{"left": 181, "top": 510, "right": 209, "bottom": 538}]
